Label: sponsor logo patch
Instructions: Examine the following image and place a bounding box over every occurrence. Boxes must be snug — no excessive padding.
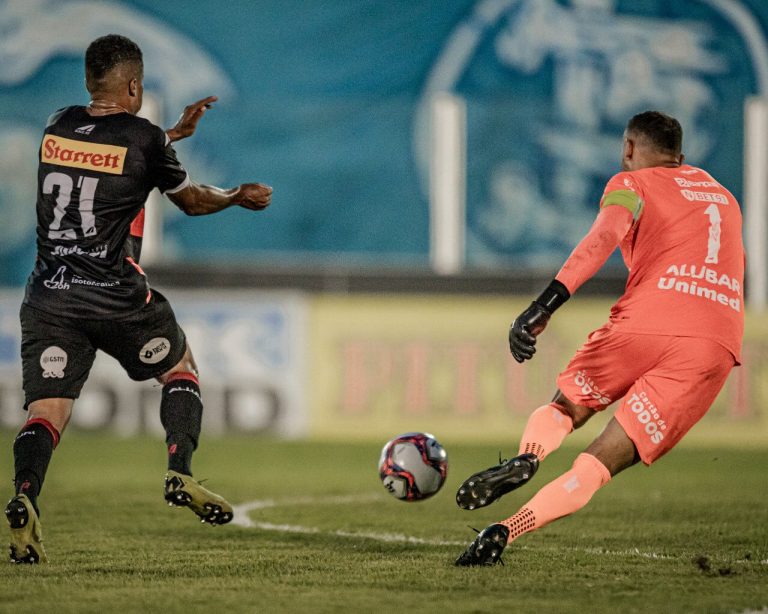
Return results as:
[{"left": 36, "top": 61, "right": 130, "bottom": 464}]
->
[
  {"left": 41, "top": 134, "right": 127, "bottom": 175},
  {"left": 562, "top": 475, "right": 581, "bottom": 493},
  {"left": 74, "top": 124, "right": 96, "bottom": 135},
  {"left": 70, "top": 274, "right": 119, "bottom": 288},
  {"left": 139, "top": 337, "right": 171, "bottom": 364},
  {"left": 657, "top": 263, "right": 741, "bottom": 313},
  {"left": 41, "top": 346, "right": 67, "bottom": 378},
  {"left": 626, "top": 392, "right": 666, "bottom": 445},
  {"left": 43, "top": 265, "right": 70, "bottom": 290},
  {"left": 168, "top": 385, "right": 202, "bottom": 400},
  {"left": 52, "top": 244, "right": 108, "bottom": 259},
  {"left": 573, "top": 370, "right": 611, "bottom": 405}
]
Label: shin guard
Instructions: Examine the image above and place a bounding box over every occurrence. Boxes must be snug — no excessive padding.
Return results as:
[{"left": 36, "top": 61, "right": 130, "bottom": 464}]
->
[
  {"left": 13, "top": 418, "right": 60, "bottom": 514},
  {"left": 160, "top": 373, "right": 203, "bottom": 476}
]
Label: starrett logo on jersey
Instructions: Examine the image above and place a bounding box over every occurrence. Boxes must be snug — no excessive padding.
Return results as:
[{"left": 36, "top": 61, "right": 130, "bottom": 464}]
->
[{"left": 41, "top": 134, "right": 127, "bottom": 175}]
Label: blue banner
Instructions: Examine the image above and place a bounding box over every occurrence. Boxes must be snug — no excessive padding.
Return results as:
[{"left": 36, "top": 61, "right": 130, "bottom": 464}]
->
[{"left": 0, "top": 0, "right": 766, "bottom": 285}]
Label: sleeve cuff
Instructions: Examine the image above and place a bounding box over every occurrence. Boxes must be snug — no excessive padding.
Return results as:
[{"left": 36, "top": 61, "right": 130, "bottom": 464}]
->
[{"left": 162, "top": 173, "right": 190, "bottom": 195}]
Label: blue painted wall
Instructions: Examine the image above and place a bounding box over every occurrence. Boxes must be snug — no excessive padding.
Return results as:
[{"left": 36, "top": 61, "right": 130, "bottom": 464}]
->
[{"left": 0, "top": 0, "right": 766, "bottom": 285}]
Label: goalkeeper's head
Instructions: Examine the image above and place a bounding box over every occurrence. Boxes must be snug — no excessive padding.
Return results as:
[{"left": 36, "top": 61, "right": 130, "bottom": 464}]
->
[{"left": 622, "top": 111, "right": 684, "bottom": 171}]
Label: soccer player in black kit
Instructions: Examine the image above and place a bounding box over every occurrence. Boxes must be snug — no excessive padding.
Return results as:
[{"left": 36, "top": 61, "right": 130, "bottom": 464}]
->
[{"left": 5, "top": 34, "right": 272, "bottom": 563}]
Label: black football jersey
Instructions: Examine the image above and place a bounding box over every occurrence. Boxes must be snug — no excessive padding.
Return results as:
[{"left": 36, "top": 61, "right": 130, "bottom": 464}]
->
[{"left": 24, "top": 106, "right": 188, "bottom": 318}]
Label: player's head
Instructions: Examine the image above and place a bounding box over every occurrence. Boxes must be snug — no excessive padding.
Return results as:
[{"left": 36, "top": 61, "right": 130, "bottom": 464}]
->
[
  {"left": 622, "top": 111, "right": 684, "bottom": 171},
  {"left": 85, "top": 34, "right": 144, "bottom": 113}
]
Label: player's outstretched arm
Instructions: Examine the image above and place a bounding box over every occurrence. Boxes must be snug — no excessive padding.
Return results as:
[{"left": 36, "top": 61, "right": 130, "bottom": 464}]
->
[
  {"left": 509, "top": 204, "right": 633, "bottom": 363},
  {"left": 168, "top": 181, "right": 272, "bottom": 216},
  {"left": 509, "top": 280, "right": 570, "bottom": 363},
  {"left": 165, "top": 96, "right": 218, "bottom": 143}
]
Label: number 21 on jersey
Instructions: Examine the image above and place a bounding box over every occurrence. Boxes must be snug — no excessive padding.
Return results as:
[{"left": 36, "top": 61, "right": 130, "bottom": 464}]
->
[{"left": 42, "top": 171, "right": 99, "bottom": 240}]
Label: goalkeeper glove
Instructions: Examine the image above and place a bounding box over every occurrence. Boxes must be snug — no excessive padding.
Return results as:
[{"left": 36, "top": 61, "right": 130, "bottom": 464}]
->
[{"left": 509, "top": 279, "right": 570, "bottom": 363}]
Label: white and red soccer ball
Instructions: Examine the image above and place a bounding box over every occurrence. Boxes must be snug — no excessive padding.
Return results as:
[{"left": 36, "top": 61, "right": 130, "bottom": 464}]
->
[{"left": 378, "top": 432, "right": 448, "bottom": 501}]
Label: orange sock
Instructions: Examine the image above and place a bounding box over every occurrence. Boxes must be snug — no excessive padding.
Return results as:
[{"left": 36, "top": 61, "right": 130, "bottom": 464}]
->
[
  {"left": 500, "top": 453, "right": 611, "bottom": 542},
  {"left": 518, "top": 403, "right": 574, "bottom": 459}
]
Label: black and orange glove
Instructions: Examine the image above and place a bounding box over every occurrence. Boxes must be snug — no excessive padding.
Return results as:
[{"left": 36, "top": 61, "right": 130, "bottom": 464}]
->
[{"left": 509, "top": 280, "right": 570, "bottom": 363}]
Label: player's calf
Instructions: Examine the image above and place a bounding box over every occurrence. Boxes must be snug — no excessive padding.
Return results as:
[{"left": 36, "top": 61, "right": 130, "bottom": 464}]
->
[{"left": 160, "top": 372, "right": 202, "bottom": 476}]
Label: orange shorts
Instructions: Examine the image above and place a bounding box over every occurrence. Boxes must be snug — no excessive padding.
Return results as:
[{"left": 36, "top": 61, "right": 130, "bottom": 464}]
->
[{"left": 556, "top": 325, "right": 735, "bottom": 465}]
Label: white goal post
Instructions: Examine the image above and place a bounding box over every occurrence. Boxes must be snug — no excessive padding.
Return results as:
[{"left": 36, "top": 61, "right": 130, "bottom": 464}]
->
[
  {"left": 744, "top": 96, "right": 768, "bottom": 313},
  {"left": 137, "top": 92, "right": 163, "bottom": 265},
  {"left": 429, "top": 92, "right": 467, "bottom": 275}
]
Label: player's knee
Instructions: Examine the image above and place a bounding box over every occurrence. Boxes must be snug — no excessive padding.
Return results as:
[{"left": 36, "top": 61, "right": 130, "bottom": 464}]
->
[
  {"left": 552, "top": 391, "right": 593, "bottom": 429},
  {"left": 26, "top": 398, "right": 73, "bottom": 435},
  {"left": 158, "top": 345, "right": 198, "bottom": 384},
  {"left": 584, "top": 418, "right": 640, "bottom": 477}
]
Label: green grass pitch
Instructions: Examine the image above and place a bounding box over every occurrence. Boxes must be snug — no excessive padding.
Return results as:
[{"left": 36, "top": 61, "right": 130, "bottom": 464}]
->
[{"left": 0, "top": 432, "right": 766, "bottom": 613}]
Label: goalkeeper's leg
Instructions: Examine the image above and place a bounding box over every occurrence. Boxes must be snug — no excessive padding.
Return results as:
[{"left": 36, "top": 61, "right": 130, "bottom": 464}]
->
[
  {"left": 504, "top": 418, "right": 637, "bottom": 540},
  {"left": 517, "top": 394, "right": 589, "bottom": 460},
  {"left": 456, "top": 394, "right": 594, "bottom": 510},
  {"left": 456, "top": 418, "right": 637, "bottom": 566}
]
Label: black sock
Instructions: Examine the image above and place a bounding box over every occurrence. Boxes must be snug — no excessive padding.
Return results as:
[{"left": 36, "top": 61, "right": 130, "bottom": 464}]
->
[
  {"left": 160, "top": 375, "right": 203, "bottom": 476},
  {"left": 13, "top": 419, "right": 58, "bottom": 515}
]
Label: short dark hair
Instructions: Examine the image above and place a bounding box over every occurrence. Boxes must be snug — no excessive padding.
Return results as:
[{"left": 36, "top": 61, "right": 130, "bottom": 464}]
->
[
  {"left": 85, "top": 34, "right": 143, "bottom": 88},
  {"left": 626, "top": 111, "right": 683, "bottom": 155}
]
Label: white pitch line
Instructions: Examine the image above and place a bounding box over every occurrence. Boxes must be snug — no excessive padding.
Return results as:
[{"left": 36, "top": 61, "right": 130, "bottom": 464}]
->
[
  {"left": 231, "top": 494, "right": 382, "bottom": 528},
  {"left": 232, "top": 495, "right": 768, "bottom": 565},
  {"left": 231, "top": 495, "right": 475, "bottom": 546}
]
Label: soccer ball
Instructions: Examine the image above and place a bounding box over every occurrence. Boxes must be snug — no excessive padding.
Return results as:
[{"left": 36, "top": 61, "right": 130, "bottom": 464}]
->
[{"left": 378, "top": 432, "right": 448, "bottom": 501}]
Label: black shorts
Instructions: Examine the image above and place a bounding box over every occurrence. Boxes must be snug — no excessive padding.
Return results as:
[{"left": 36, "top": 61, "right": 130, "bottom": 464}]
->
[{"left": 20, "top": 289, "right": 187, "bottom": 409}]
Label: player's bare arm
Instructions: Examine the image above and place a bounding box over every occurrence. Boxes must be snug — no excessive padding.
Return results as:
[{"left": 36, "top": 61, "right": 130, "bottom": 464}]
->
[
  {"left": 165, "top": 95, "right": 218, "bottom": 143},
  {"left": 168, "top": 181, "right": 272, "bottom": 216}
]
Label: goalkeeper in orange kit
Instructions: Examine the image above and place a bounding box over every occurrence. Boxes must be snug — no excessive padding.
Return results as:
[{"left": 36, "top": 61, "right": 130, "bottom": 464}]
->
[{"left": 455, "top": 111, "right": 744, "bottom": 566}]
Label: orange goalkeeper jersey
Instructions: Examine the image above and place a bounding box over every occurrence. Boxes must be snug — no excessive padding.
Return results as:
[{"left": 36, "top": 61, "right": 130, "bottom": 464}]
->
[{"left": 601, "top": 165, "right": 744, "bottom": 362}]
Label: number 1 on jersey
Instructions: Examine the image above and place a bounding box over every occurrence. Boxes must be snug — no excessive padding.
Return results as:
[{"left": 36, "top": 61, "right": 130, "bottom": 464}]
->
[{"left": 704, "top": 203, "right": 721, "bottom": 264}]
